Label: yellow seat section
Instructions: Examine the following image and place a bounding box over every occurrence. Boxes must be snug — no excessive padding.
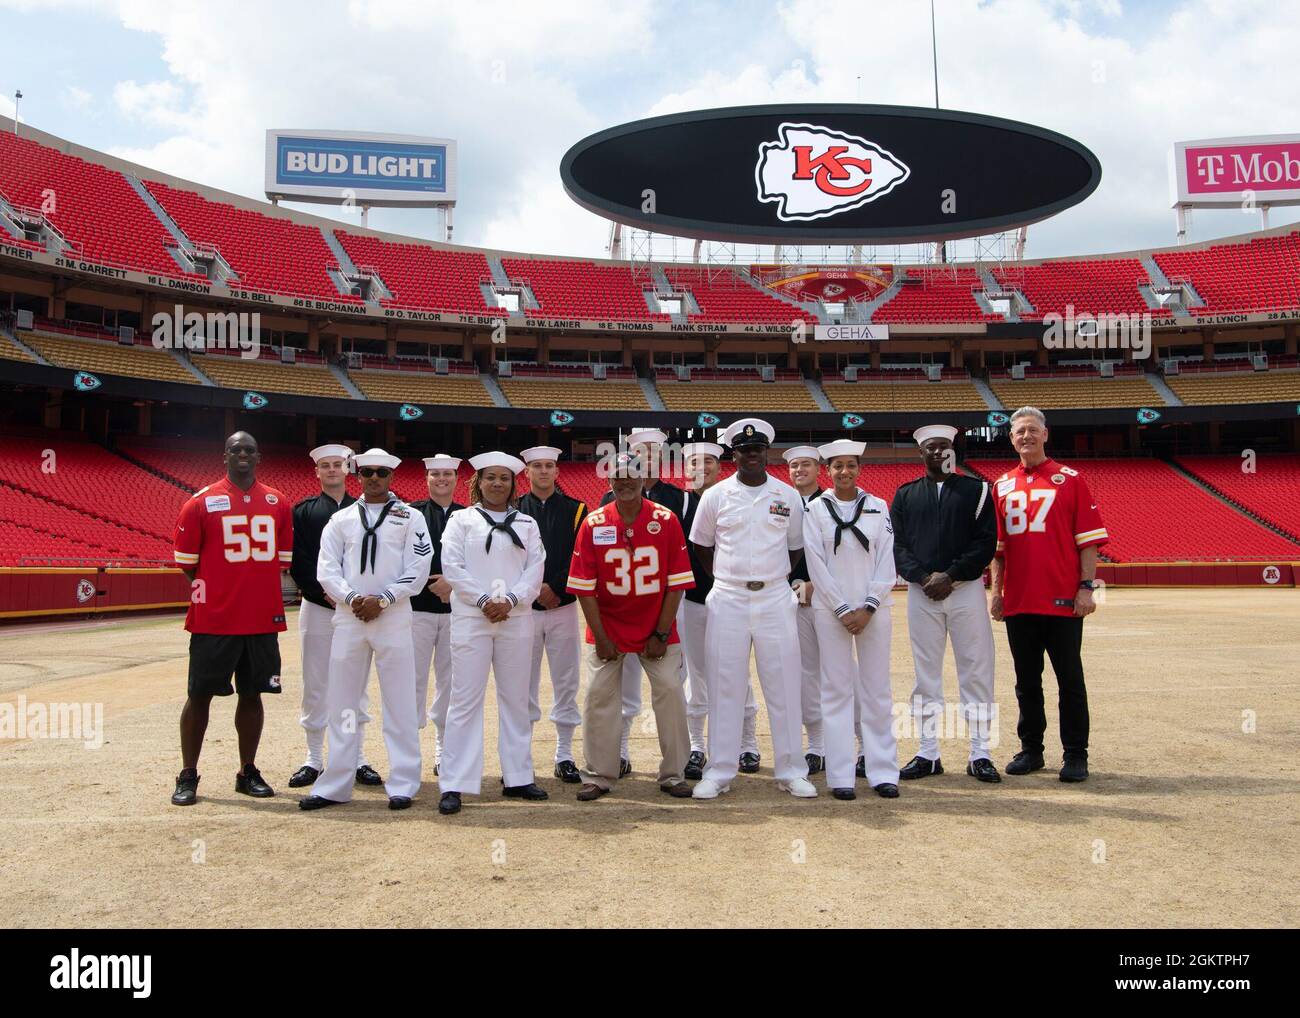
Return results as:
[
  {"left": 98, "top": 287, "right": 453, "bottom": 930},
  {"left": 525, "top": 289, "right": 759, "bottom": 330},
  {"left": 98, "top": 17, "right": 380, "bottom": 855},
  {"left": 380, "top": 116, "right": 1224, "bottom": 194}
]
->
[
  {"left": 0, "top": 334, "right": 36, "bottom": 361},
  {"left": 822, "top": 381, "right": 987, "bottom": 412},
  {"left": 351, "top": 370, "right": 495, "bottom": 405},
  {"left": 497, "top": 379, "right": 650, "bottom": 410},
  {"left": 194, "top": 354, "right": 349, "bottom": 397},
  {"left": 655, "top": 381, "right": 817, "bottom": 411},
  {"left": 1167, "top": 371, "right": 1300, "bottom": 405},
  {"left": 24, "top": 331, "right": 199, "bottom": 384},
  {"left": 988, "top": 376, "right": 1161, "bottom": 409}
]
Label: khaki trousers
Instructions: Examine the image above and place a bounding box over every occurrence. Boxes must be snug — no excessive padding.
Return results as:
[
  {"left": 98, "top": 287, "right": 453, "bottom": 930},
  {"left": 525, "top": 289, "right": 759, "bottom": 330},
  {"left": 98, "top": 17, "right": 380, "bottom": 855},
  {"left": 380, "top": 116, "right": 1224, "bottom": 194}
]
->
[{"left": 582, "top": 643, "right": 689, "bottom": 790}]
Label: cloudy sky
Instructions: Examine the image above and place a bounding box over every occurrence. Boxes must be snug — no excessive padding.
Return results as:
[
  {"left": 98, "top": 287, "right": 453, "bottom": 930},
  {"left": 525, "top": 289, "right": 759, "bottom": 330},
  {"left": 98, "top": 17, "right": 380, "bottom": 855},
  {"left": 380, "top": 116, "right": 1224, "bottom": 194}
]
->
[{"left": 1, "top": 0, "right": 1296, "bottom": 261}]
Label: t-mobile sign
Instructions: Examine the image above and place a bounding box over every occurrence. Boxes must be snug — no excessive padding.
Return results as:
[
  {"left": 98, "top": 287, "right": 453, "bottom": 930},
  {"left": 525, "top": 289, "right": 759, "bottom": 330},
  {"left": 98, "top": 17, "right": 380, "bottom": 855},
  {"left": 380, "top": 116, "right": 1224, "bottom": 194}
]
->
[{"left": 1171, "top": 134, "right": 1300, "bottom": 208}]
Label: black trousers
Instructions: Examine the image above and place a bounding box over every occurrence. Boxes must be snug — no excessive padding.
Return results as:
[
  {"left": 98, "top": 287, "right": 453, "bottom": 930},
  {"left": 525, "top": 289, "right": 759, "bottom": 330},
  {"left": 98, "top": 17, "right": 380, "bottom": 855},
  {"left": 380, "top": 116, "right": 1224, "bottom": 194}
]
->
[{"left": 1004, "top": 613, "right": 1089, "bottom": 757}]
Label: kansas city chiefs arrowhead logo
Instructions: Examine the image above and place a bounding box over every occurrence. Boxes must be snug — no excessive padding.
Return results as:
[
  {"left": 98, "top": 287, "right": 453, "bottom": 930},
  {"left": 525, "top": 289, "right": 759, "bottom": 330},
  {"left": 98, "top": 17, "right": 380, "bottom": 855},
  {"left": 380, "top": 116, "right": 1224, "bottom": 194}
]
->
[
  {"left": 756, "top": 122, "right": 910, "bottom": 222},
  {"left": 1136, "top": 407, "right": 1162, "bottom": 424},
  {"left": 696, "top": 413, "right": 720, "bottom": 428},
  {"left": 550, "top": 410, "right": 574, "bottom": 426},
  {"left": 242, "top": 391, "right": 268, "bottom": 410},
  {"left": 841, "top": 413, "right": 864, "bottom": 429},
  {"left": 399, "top": 403, "right": 424, "bottom": 421},
  {"left": 987, "top": 411, "right": 1011, "bottom": 427},
  {"left": 73, "top": 371, "right": 101, "bottom": 391}
]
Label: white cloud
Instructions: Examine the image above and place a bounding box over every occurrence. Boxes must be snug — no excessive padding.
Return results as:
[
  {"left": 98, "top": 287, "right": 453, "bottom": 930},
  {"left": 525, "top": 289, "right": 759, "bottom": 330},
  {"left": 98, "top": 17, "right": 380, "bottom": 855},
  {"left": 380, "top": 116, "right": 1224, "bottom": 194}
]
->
[{"left": 63, "top": 85, "right": 94, "bottom": 110}]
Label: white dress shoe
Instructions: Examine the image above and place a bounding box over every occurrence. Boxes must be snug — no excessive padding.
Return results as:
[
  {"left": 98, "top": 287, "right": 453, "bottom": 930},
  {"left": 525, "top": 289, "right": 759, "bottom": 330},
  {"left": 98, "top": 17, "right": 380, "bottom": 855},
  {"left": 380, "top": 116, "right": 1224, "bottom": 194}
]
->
[
  {"left": 778, "top": 776, "right": 819, "bottom": 798},
  {"left": 691, "top": 779, "right": 730, "bottom": 799}
]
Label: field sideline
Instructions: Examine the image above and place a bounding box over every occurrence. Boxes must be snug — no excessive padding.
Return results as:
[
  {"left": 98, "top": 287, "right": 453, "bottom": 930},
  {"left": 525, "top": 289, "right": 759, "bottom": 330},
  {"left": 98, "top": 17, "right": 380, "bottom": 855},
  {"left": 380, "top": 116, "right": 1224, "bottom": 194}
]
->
[{"left": 1, "top": 587, "right": 1296, "bottom": 928}]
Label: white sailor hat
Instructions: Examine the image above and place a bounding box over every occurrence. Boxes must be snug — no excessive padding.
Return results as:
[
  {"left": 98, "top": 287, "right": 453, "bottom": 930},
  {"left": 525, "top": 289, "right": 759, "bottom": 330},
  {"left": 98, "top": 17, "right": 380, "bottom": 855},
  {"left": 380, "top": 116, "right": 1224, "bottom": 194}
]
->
[
  {"left": 309, "top": 443, "right": 352, "bottom": 463},
  {"left": 626, "top": 427, "right": 668, "bottom": 448},
  {"left": 353, "top": 448, "right": 400, "bottom": 470},
  {"left": 722, "top": 418, "right": 774, "bottom": 448},
  {"left": 782, "top": 445, "right": 820, "bottom": 464},
  {"left": 682, "top": 442, "right": 723, "bottom": 460},
  {"left": 913, "top": 424, "right": 958, "bottom": 446},
  {"left": 469, "top": 451, "right": 526, "bottom": 475},
  {"left": 520, "top": 446, "right": 563, "bottom": 464},
  {"left": 817, "top": 439, "right": 866, "bottom": 461},
  {"left": 422, "top": 454, "right": 461, "bottom": 471}
]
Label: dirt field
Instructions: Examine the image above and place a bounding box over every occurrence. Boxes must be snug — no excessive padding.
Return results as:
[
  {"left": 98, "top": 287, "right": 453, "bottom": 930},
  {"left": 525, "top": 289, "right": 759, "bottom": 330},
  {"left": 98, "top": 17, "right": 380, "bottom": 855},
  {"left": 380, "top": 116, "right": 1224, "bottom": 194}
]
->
[{"left": 1, "top": 587, "right": 1296, "bottom": 928}]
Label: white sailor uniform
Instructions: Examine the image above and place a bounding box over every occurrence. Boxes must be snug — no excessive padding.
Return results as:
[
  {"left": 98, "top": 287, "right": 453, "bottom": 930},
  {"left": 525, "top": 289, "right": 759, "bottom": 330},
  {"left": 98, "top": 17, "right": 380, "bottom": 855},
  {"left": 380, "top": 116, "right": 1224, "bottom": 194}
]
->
[{"left": 312, "top": 496, "right": 433, "bottom": 801}]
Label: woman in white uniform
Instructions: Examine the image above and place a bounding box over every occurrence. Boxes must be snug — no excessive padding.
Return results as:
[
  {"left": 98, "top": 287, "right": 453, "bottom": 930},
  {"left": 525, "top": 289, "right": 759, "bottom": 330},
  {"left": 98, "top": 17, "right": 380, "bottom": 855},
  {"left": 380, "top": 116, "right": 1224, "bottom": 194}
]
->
[
  {"left": 802, "top": 439, "right": 900, "bottom": 800},
  {"left": 437, "top": 452, "right": 547, "bottom": 815}
]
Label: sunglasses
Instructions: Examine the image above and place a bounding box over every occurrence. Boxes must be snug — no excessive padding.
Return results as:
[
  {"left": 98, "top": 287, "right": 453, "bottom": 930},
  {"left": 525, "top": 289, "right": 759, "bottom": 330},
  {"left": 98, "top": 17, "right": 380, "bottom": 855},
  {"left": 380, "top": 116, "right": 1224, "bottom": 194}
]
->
[{"left": 358, "top": 467, "right": 392, "bottom": 478}]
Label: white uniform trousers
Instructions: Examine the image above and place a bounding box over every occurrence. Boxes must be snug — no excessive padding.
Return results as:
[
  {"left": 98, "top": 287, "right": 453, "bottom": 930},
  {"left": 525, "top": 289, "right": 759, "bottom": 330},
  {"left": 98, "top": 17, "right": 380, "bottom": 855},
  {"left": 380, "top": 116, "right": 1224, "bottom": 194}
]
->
[
  {"left": 701, "top": 582, "right": 804, "bottom": 785},
  {"left": 681, "top": 597, "right": 757, "bottom": 754},
  {"left": 814, "top": 607, "right": 897, "bottom": 789},
  {"left": 439, "top": 611, "right": 536, "bottom": 795},
  {"left": 528, "top": 602, "right": 582, "bottom": 763},
  {"left": 411, "top": 610, "right": 453, "bottom": 758},
  {"left": 796, "top": 602, "right": 824, "bottom": 756},
  {"left": 298, "top": 598, "right": 371, "bottom": 770},
  {"left": 310, "top": 606, "right": 422, "bottom": 801},
  {"left": 906, "top": 580, "right": 996, "bottom": 762}
]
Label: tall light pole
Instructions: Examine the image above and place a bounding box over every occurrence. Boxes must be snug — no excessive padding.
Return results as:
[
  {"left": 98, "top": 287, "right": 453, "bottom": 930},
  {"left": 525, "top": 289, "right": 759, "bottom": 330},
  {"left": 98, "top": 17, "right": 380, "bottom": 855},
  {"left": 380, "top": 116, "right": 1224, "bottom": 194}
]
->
[{"left": 13, "top": 90, "right": 21, "bottom": 135}]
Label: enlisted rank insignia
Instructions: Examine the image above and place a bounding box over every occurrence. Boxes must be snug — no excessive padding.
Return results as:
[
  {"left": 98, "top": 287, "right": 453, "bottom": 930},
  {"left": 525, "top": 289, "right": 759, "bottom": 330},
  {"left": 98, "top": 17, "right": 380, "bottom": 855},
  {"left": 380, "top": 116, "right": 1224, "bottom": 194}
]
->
[
  {"left": 242, "top": 391, "right": 268, "bottom": 410},
  {"left": 73, "top": 371, "right": 101, "bottom": 391},
  {"left": 399, "top": 403, "right": 423, "bottom": 421}
]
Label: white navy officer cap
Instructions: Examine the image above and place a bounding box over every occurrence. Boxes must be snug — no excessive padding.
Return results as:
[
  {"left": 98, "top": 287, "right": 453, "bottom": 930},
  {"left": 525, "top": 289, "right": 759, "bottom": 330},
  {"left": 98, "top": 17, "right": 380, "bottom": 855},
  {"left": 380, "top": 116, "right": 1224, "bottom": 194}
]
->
[
  {"left": 818, "top": 439, "right": 866, "bottom": 461},
  {"left": 722, "top": 418, "right": 774, "bottom": 448},
  {"left": 469, "top": 451, "right": 526, "bottom": 475},
  {"left": 353, "top": 448, "right": 400, "bottom": 470},
  {"left": 422, "top": 454, "right": 461, "bottom": 471},
  {"left": 913, "top": 424, "right": 958, "bottom": 446},
  {"left": 520, "top": 446, "right": 563, "bottom": 464}
]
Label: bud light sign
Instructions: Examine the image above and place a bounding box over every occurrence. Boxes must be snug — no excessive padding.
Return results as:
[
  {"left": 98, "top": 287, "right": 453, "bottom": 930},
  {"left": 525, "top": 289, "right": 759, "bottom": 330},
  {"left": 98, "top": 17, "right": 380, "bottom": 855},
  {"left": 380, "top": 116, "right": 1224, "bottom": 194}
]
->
[{"left": 266, "top": 130, "right": 457, "bottom": 207}]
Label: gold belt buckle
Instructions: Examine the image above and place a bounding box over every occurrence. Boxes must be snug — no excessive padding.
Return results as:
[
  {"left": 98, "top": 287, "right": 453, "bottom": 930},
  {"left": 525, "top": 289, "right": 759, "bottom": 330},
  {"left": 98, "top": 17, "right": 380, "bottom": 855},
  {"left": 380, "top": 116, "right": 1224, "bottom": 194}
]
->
[{"left": 745, "top": 581, "right": 765, "bottom": 591}]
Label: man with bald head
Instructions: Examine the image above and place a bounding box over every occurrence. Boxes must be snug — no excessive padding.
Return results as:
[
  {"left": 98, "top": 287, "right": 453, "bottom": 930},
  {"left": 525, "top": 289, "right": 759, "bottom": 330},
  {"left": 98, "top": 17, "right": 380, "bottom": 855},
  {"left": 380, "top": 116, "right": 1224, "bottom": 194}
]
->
[{"left": 171, "top": 432, "right": 294, "bottom": 806}]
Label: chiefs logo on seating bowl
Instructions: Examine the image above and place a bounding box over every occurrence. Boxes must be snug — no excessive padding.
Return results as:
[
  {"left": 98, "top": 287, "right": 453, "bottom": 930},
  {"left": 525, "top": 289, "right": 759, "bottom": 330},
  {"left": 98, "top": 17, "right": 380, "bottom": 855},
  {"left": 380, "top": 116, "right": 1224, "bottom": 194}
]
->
[{"left": 756, "top": 123, "right": 910, "bottom": 222}]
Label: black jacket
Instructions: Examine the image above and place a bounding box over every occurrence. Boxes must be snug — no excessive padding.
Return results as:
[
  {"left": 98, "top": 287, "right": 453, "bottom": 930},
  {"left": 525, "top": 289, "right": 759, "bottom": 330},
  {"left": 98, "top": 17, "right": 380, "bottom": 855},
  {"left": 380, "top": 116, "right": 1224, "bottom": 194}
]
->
[
  {"left": 681, "top": 487, "right": 714, "bottom": 605},
  {"left": 517, "top": 487, "right": 588, "bottom": 610},
  {"left": 600, "top": 478, "right": 685, "bottom": 520},
  {"left": 408, "top": 499, "right": 465, "bottom": 614},
  {"left": 890, "top": 472, "right": 997, "bottom": 584},
  {"left": 788, "top": 488, "right": 824, "bottom": 586},
  {"left": 291, "top": 491, "right": 357, "bottom": 608}
]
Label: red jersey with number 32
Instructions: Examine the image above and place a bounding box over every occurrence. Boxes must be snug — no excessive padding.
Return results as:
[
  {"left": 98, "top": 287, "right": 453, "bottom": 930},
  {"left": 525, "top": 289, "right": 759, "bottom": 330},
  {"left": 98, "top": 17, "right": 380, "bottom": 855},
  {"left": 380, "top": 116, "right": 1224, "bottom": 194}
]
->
[
  {"left": 566, "top": 499, "right": 695, "bottom": 652},
  {"left": 994, "top": 459, "right": 1107, "bottom": 618},
  {"left": 173, "top": 476, "right": 294, "bottom": 634}
]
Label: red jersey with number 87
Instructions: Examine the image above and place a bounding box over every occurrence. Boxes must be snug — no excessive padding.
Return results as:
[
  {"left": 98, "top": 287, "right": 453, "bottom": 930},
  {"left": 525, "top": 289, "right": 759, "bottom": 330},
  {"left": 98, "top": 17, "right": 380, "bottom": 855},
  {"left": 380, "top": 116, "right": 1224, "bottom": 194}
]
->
[
  {"left": 173, "top": 476, "right": 294, "bottom": 634},
  {"left": 567, "top": 499, "right": 695, "bottom": 652},
  {"left": 994, "top": 458, "right": 1107, "bottom": 618}
]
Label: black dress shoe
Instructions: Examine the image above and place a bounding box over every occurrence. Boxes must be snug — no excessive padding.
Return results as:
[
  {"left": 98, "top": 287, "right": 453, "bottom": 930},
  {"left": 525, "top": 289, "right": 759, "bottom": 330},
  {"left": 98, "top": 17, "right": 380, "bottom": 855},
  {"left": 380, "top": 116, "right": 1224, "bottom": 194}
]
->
[
  {"left": 438, "top": 791, "right": 461, "bottom": 815},
  {"left": 1059, "top": 754, "right": 1089, "bottom": 783},
  {"left": 171, "top": 770, "right": 199, "bottom": 806},
  {"left": 288, "top": 765, "right": 320, "bottom": 788},
  {"left": 235, "top": 766, "right": 274, "bottom": 798},
  {"left": 684, "top": 751, "right": 706, "bottom": 780},
  {"left": 873, "top": 782, "right": 900, "bottom": 798},
  {"left": 805, "top": 753, "right": 825, "bottom": 775},
  {"left": 388, "top": 796, "right": 413, "bottom": 810},
  {"left": 619, "top": 758, "right": 632, "bottom": 778},
  {"left": 503, "top": 782, "right": 549, "bottom": 801},
  {"left": 355, "top": 764, "right": 383, "bottom": 786},
  {"left": 1005, "top": 750, "right": 1045, "bottom": 775},
  {"left": 855, "top": 755, "right": 866, "bottom": 778},
  {"left": 967, "top": 758, "right": 1002, "bottom": 783},
  {"left": 899, "top": 755, "right": 943, "bottom": 780},
  {"left": 299, "top": 795, "right": 343, "bottom": 810},
  {"left": 661, "top": 781, "right": 694, "bottom": 798},
  {"left": 738, "top": 752, "right": 761, "bottom": 774},
  {"left": 554, "top": 760, "right": 581, "bottom": 783},
  {"left": 831, "top": 787, "right": 856, "bottom": 801}
]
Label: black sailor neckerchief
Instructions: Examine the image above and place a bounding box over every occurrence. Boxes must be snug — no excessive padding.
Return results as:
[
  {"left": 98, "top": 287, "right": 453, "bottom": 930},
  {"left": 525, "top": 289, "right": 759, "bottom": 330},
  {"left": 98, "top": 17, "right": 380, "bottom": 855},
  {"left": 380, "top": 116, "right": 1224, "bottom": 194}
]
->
[
  {"left": 820, "top": 493, "right": 871, "bottom": 553},
  {"left": 357, "top": 499, "right": 396, "bottom": 574},
  {"left": 476, "top": 507, "right": 524, "bottom": 553}
]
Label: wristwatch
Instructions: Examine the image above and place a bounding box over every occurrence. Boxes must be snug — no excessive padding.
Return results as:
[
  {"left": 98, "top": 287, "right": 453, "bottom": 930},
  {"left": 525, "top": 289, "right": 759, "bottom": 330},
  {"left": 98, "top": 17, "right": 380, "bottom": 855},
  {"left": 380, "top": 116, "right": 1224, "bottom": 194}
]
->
[
  {"left": 1078, "top": 580, "right": 1096, "bottom": 591},
  {"left": 652, "top": 630, "right": 671, "bottom": 642}
]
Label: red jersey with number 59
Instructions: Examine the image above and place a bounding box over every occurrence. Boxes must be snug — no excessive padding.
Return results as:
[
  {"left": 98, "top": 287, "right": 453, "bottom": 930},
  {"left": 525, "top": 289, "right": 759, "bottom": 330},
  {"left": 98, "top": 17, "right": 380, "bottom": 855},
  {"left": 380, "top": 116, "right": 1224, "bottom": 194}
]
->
[
  {"left": 994, "top": 459, "right": 1107, "bottom": 618},
  {"left": 173, "top": 476, "right": 294, "bottom": 634},
  {"left": 566, "top": 499, "right": 695, "bottom": 652}
]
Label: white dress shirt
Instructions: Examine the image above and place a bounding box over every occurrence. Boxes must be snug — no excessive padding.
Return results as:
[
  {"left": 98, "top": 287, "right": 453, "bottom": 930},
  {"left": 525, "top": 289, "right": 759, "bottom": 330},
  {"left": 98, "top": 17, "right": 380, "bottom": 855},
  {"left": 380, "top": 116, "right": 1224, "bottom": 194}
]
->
[
  {"left": 439, "top": 504, "right": 546, "bottom": 617},
  {"left": 802, "top": 487, "right": 896, "bottom": 617},
  {"left": 689, "top": 473, "right": 804, "bottom": 585},
  {"left": 317, "top": 496, "right": 434, "bottom": 609}
]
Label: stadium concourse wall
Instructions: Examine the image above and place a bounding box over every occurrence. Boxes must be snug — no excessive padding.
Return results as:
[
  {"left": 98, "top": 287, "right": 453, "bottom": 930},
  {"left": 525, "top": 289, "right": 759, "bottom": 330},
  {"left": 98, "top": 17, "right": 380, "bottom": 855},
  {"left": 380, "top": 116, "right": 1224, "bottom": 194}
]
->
[{"left": 1, "top": 562, "right": 1295, "bottom": 622}]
